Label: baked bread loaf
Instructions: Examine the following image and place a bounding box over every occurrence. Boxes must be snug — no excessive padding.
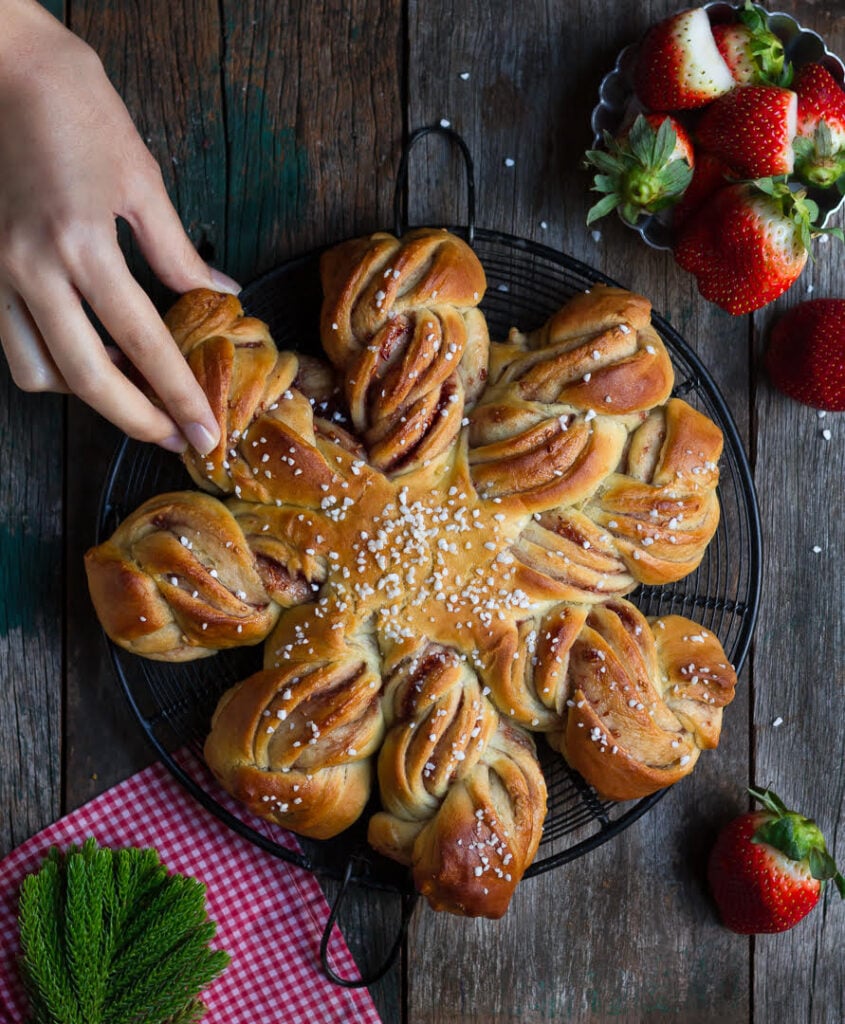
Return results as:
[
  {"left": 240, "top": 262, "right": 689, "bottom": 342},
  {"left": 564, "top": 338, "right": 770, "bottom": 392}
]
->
[{"left": 86, "top": 228, "right": 739, "bottom": 917}]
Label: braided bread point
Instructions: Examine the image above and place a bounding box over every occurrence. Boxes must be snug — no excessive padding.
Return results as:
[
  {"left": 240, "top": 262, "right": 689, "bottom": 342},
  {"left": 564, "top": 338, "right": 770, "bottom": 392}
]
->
[
  {"left": 84, "top": 491, "right": 284, "bottom": 661},
  {"left": 509, "top": 508, "right": 636, "bottom": 605},
  {"left": 224, "top": 499, "right": 329, "bottom": 604},
  {"left": 468, "top": 285, "right": 675, "bottom": 514},
  {"left": 545, "top": 599, "right": 736, "bottom": 800},
  {"left": 585, "top": 398, "right": 722, "bottom": 585},
  {"left": 468, "top": 403, "right": 629, "bottom": 514},
  {"left": 488, "top": 284, "right": 673, "bottom": 412},
  {"left": 479, "top": 603, "right": 591, "bottom": 731},
  {"left": 319, "top": 228, "right": 489, "bottom": 476},
  {"left": 368, "top": 644, "right": 546, "bottom": 918},
  {"left": 165, "top": 289, "right": 343, "bottom": 507},
  {"left": 204, "top": 615, "right": 384, "bottom": 839}
]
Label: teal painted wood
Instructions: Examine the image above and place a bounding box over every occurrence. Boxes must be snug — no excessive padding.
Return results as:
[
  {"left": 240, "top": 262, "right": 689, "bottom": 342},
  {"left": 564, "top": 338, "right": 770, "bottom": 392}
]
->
[
  {"left": 0, "top": 377, "right": 64, "bottom": 855},
  {"left": 38, "top": 0, "right": 65, "bottom": 19},
  {"left": 220, "top": 0, "right": 404, "bottom": 284},
  {"left": 68, "top": 1, "right": 228, "bottom": 308}
]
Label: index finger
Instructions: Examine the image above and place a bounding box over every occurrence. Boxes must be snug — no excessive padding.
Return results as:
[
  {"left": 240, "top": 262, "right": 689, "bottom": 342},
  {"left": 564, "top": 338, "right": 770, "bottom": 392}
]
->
[
  {"left": 74, "top": 244, "right": 221, "bottom": 454},
  {"left": 21, "top": 276, "right": 190, "bottom": 451}
]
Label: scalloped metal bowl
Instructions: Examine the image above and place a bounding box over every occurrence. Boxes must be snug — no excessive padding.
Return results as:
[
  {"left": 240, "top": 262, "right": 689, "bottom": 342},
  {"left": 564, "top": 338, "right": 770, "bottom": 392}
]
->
[{"left": 591, "top": 3, "right": 845, "bottom": 250}]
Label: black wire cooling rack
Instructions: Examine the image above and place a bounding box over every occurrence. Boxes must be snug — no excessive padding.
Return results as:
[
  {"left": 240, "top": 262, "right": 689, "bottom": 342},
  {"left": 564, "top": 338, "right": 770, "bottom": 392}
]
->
[{"left": 96, "top": 126, "right": 762, "bottom": 984}]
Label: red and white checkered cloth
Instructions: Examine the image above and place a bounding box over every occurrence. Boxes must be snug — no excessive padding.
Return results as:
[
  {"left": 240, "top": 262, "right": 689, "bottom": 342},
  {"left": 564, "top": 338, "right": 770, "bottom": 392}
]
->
[{"left": 0, "top": 758, "right": 383, "bottom": 1024}]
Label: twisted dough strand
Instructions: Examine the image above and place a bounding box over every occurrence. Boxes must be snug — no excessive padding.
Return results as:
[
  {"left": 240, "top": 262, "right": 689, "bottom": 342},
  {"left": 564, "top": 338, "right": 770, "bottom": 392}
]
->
[
  {"left": 204, "top": 619, "right": 384, "bottom": 839},
  {"left": 319, "top": 228, "right": 489, "bottom": 475},
  {"left": 165, "top": 290, "right": 343, "bottom": 507},
  {"left": 545, "top": 600, "right": 736, "bottom": 800},
  {"left": 368, "top": 643, "right": 546, "bottom": 917},
  {"left": 84, "top": 491, "right": 286, "bottom": 661}
]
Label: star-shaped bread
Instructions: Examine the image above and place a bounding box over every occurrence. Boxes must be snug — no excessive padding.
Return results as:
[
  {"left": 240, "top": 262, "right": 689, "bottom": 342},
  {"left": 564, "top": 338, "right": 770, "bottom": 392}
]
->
[{"left": 86, "top": 228, "right": 736, "bottom": 918}]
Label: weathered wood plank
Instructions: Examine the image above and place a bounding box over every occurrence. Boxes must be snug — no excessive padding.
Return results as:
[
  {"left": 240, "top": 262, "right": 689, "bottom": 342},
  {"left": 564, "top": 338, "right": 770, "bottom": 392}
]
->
[
  {"left": 0, "top": 0, "right": 66, "bottom": 871},
  {"left": 60, "top": 0, "right": 230, "bottom": 810},
  {"left": 221, "top": 0, "right": 403, "bottom": 281},
  {"left": 406, "top": 1, "right": 753, "bottom": 1021},
  {"left": 750, "top": 6, "right": 845, "bottom": 1022},
  {"left": 0, "top": 383, "right": 64, "bottom": 860}
]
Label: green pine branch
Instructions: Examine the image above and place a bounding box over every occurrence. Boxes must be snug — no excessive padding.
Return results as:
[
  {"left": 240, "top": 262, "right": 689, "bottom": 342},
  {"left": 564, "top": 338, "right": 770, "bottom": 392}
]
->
[{"left": 17, "top": 839, "right": 230, "bottom": 1024}]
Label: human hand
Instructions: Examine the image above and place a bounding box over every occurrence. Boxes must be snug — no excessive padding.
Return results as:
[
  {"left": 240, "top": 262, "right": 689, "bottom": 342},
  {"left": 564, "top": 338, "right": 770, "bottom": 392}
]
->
[{"left": 0, "top": 0, "right": 239, "bottom": 453}]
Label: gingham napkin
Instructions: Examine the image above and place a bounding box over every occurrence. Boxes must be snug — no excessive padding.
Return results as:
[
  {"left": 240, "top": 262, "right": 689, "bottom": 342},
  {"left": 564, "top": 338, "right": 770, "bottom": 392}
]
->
[{"left": 0, "top": 760, "right": 383, "bottom": 1024}]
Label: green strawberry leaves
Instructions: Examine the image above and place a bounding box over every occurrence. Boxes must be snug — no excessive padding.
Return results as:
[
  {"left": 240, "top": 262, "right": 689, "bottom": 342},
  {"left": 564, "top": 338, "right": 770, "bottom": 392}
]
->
[
  {"left": 794, "top": 120, "right": 845, "bottom": 190},
  {"left": 584, "top": 114, "right": 693, "bottom": 226},
  {"left": 748, "top": 786, "right": 845, "bottom": 896},
  {"left": 747, "top": 177, "right": 844, "bottom": 252},
  {"left": 739, "top": 1, "right": 792, "bottom": 86}
]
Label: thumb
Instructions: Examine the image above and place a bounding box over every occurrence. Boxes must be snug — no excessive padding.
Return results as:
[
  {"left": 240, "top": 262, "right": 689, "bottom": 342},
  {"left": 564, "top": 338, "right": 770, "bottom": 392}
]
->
[{"left": 125, "top": 175, "right": 241, "bottom": 296}]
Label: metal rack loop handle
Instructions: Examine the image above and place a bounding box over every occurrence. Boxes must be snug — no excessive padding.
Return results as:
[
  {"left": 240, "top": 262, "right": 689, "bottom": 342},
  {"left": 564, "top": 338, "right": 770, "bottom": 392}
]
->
[
  {"left": 393, "top": 124, "right": 476, "bottom": 244},
  {"left": 319, "top": 855, "right": 418, "bottom": 988}
]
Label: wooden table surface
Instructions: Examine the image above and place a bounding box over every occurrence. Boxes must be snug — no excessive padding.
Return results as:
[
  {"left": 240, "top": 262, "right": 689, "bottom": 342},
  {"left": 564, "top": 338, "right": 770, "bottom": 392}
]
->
[{"left": 3, "top": 1, "right": 844, "bottom": 1021}]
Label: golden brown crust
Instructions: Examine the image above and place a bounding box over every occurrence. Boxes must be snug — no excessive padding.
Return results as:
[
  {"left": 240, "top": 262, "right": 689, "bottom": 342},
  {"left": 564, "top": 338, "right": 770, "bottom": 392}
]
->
[
  {"left": 585, "top": 399, "right": 723, "bottom": 585},
  {"left": 164, "top": 289, "right": 345, "bottom": 507},
  {"left": 204, "top": 623, "right": 384, "bottom": 839},
  {"left": 486, "top": 284, "right": 672, "bottom": 410},
  {"left": 466, "top": 284, "right": 683, "bottom": 531}
]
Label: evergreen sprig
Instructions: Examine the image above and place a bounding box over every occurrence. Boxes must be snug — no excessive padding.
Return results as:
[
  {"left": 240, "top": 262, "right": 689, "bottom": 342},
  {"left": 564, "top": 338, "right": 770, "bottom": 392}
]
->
[{"left": 18, "top": 838, "right": 230, "bottom": 1024}]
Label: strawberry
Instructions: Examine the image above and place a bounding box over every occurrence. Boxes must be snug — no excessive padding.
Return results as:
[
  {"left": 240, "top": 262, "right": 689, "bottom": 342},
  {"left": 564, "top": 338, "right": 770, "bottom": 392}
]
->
[
  {"left": 792, "top": 63, "right": 845, "bottom": 189},
  {"left": 584, "top": 114, "right": 694, "bottom": 226},
  {"left": 633, "top": 7, "right": 734, "bottom": 111},
  {"left": 765, "top": 298, "right": 845, "bottom": 411},
  {"left": 708, "top": 787, "right": 844, "bottom": 934},
  {"left": 711, "top": 1, "right": 791, "bottom": 87},
  {"left": 695, "top": 85, "right": 797, "bottom": 178},
  {"left": 671, "top": 152, "right": 734, "bottom": 231},
  {"left": 674, "top": 179, "right": 824, "bottom": 315}
]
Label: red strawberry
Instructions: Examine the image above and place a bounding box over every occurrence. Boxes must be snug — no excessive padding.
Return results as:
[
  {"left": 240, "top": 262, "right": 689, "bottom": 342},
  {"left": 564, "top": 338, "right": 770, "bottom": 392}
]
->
[
  {"left": 584, "top": 113, "right": 694, "bottom": 226},
  {"left": 671, "top": 152, "right": 734, "bottom": 231},
  {"left": 708, "top": 787, "right": 844, "bottom": 934},
  {"left": 674, "top": 179, "right": 823, "bottom": 315},
  {"left": 792, "top": 63, "right": 845, "bottom": 189},
  {"left": 696, "top": 85, "right": 797, "bottom": 178},
  {"left": 765, "top": 298, "right": 845, "bottom": 411},
  {"left": 633, "top": 7, "right": 734, "bottom": 111},
  {"left": 711, "top": 1, "right": 790, "bottom": 86}
]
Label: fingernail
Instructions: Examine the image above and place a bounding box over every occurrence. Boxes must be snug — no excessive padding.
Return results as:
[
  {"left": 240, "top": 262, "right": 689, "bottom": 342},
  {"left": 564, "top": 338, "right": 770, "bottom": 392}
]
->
[
  {"left": 161, "top": 432, "right": 188, "bottom": 454},
  {"left": 209, "top": 267, "right": 242, "bottom": 295},
  {"left": 184, "top": 421, "right": 220, "bottom": 455}
]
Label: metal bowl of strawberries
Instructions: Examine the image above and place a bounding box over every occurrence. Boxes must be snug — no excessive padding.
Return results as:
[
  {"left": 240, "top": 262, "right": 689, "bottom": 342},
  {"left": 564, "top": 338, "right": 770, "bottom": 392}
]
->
[{"left": 589, "top": 2, "right": 845, "bottom": 253}]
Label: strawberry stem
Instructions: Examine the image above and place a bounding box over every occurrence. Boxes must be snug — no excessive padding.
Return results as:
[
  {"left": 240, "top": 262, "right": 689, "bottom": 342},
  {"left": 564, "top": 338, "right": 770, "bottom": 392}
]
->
[
  {"left": 748, "top": 786, "right": 845, "bottom": 895},
  {"left": 739, "top": 2, "right": 792, "bottom": 86},
  {"left": 584, "top": 114, "right": 692, "bottom": 227}
]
